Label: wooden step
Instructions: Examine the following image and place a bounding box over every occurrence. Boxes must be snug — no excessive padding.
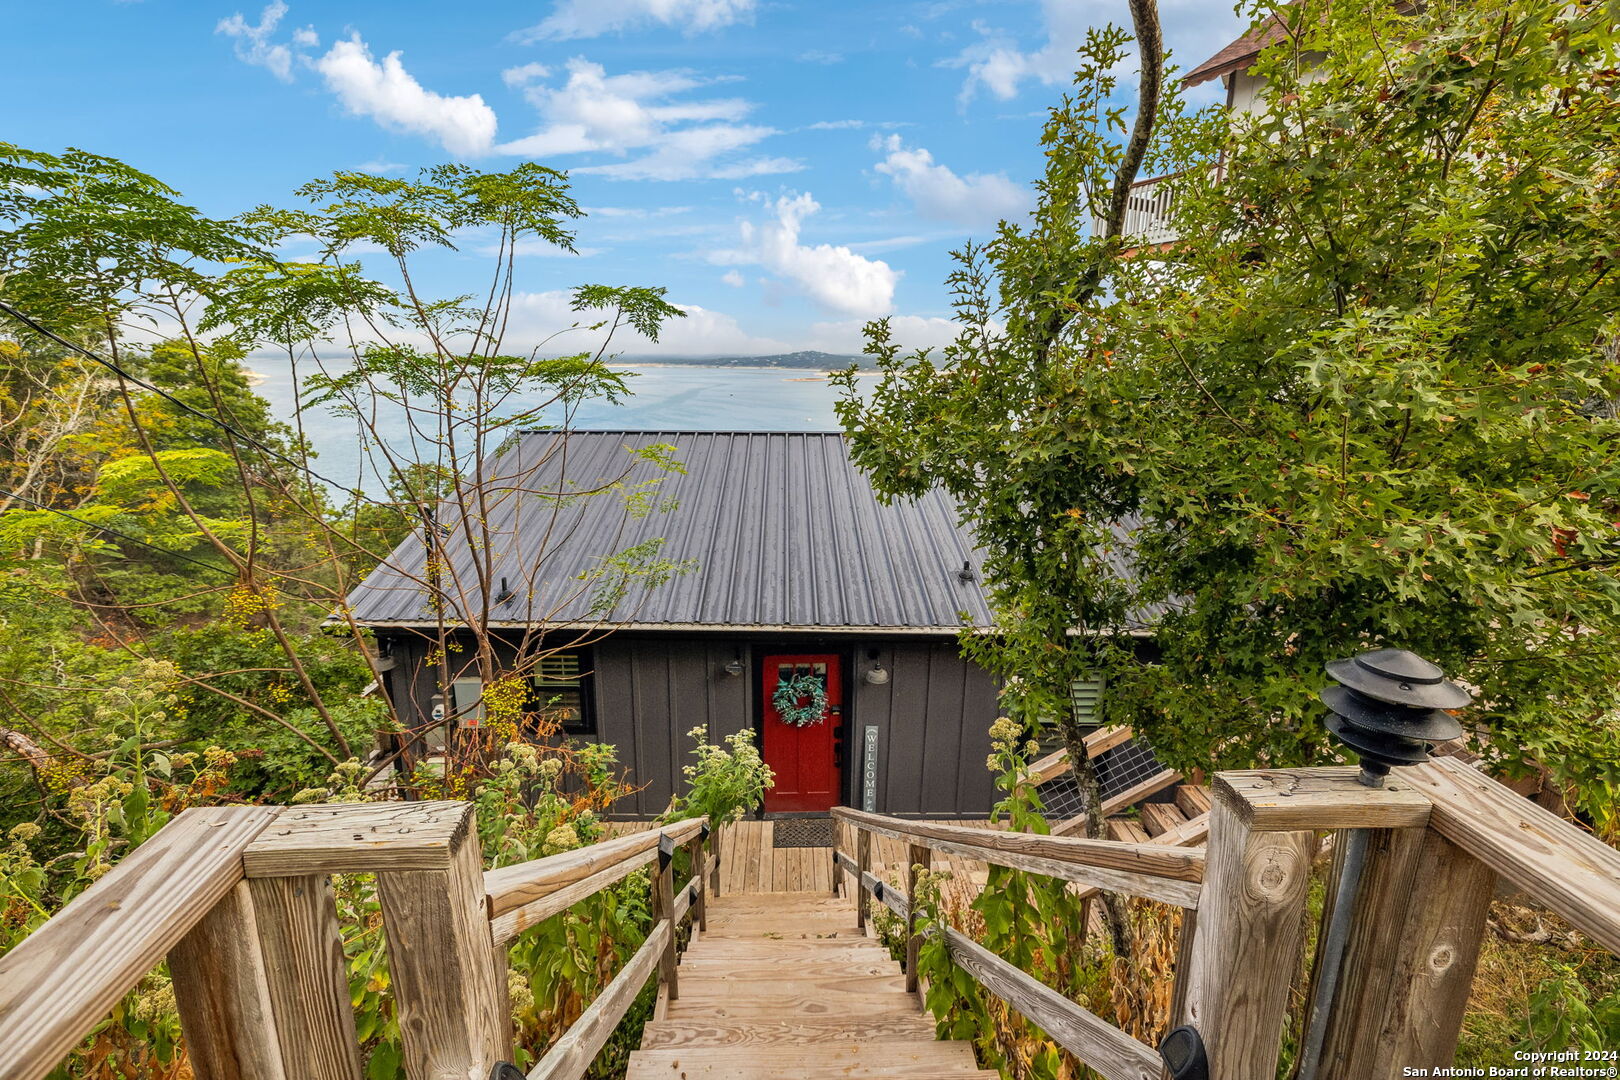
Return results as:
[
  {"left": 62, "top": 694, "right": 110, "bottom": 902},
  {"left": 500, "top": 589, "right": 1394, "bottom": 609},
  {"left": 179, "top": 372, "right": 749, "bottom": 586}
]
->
[
  {"left": 699, "top": 925, "right": 862, "bottom": 940},
  {"left": 1139, "top": 801, "right": 1187, "bottom": 837},
  {"left": 1106, "top": 817, "right": 1151, "bottom": 844},
  {"left": 1174, "top": 784, "right": 1212, "bottom": 818},
  {"left": 664, "top": 992, "right": 923, "bottom": 1020},
  {"left": 625, "top": 1043, "right": 978, "bottom": 1079},
  {"left": 640, "top": 1015, "right": 940, "bottom": 1048},
  {"left": 679, "top": 956, "right": 901, "bottom": 978}
]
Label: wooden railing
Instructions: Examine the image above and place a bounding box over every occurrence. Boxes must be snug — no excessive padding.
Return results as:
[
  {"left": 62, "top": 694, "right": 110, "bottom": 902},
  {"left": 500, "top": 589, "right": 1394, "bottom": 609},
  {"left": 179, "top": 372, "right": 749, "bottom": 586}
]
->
[
  {"left": 833, "top": 755, "right": 1620, "bottom": 1080},
  {"left": 0, "top": 802, "right": 713, "bottom": 1080}
]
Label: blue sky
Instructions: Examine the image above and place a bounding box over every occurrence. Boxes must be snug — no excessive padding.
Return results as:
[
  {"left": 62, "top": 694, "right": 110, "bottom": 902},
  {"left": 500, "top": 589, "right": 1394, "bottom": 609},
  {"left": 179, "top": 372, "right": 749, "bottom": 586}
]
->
[{"left": 7, "top": 0, "right": 1245, "bottom": 356}]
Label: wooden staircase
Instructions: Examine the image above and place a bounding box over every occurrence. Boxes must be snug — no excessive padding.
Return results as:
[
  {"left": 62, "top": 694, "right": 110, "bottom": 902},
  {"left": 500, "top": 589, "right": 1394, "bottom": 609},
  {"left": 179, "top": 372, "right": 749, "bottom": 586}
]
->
[{"left": 628, "top": 892, "right": 995, "bottom": 1080}]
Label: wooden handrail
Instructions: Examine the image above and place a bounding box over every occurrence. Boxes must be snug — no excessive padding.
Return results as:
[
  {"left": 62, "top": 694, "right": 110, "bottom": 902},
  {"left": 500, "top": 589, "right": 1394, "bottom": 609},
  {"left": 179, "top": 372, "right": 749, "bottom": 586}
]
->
[
  {"left": 1405, "top": 756, "right": 1620, "bottom": 954},
  {"left": 484, "top": 817, "right": 705, "bottom": 920},
  {"left": 834, "top": 835, "right": 1162, "bottom": 1080},
  {"left": 0, "top": 806, "right": 279, "bottom": 1080},
  {"left": 487, "top": 818, "right": 713, "bottom": 1080},
  {"left": 831, "top": 806, "right": 1203, "bottom": 908},
  {"left": 945, "top": 928, "right": 1161, "bottom": 1080},
  {"left": 526, "top": 920, "right": 673, "bottom": 1080}
]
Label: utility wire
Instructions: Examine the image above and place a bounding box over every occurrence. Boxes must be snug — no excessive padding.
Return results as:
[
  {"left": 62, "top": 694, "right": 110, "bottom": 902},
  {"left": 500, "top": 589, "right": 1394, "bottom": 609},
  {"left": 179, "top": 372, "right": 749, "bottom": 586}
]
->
[
  {"left": 0, "top": 299, "right": 388, "bottom": 507},
  {"left": 0, "top": 488, "right": 238, "bottom": 580}
]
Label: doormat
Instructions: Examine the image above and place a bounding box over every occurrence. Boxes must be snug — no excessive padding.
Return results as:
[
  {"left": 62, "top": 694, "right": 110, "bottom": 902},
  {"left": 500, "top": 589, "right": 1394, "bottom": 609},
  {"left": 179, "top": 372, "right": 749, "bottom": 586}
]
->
[{"left": 772, "top": 818, "right": 834, "bottom": 848}]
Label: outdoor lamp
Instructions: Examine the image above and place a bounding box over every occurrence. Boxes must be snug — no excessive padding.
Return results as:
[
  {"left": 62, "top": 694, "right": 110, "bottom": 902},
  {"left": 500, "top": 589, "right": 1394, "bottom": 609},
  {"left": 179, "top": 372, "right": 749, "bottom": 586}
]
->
[
  {"left": 863, "top": 662, "right": 890, "bottom": 685},
  {"left": 1321, "top": 647, "right": 1469, "bottom": 787},
  {"left": 722, "top": 658, "right": 745, "bottom": 678},
  {"left": 1293, "top": 647, "right": 1473, "bottom": 1080}
]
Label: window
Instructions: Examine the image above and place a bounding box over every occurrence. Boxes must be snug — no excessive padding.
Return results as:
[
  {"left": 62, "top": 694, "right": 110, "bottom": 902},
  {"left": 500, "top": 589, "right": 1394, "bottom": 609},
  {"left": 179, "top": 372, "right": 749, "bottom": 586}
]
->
[{"left": 531, "top": 653, "right": 593, "bottom": 737}]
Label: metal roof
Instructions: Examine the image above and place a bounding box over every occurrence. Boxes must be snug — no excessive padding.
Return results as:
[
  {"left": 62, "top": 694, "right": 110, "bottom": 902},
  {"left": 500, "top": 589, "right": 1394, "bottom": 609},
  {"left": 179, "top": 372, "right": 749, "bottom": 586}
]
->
[{"left": 343, "top": 430, "right": 995, "bottom": 632}]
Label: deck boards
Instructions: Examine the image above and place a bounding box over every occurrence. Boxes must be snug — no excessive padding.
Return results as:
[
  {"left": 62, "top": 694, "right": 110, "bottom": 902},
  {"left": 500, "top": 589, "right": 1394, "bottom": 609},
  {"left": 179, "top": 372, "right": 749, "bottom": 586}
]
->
[{"left": 627, "top": 892, "right": 993, "bottom": 1080}]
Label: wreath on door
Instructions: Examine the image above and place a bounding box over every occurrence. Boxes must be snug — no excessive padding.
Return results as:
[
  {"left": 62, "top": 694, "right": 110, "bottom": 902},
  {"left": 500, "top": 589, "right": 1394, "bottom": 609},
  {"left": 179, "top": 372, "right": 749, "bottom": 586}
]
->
[{"left": 772, "top": 672, "right": 829, "bottom": 728}]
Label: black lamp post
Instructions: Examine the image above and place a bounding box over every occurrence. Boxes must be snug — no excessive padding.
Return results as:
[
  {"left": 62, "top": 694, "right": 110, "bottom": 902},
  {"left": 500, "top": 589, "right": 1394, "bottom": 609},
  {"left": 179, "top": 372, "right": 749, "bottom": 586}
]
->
[{"left": 1297, "top": 648, "right": 1472, "bottom": 1080}]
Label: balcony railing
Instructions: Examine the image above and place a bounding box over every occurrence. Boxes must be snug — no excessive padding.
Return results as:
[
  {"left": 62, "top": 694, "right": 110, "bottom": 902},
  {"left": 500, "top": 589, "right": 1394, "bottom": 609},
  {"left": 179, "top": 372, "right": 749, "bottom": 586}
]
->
[{"left": 1094, "top": 173, "right": 1179, "bottom": 247}]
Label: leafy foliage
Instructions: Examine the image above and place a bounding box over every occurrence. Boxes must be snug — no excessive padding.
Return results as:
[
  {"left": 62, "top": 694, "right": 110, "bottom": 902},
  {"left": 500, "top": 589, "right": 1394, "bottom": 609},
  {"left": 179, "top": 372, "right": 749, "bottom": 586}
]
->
[{"left": 837, "top": 0, "right": 1620, "bottom": 830}]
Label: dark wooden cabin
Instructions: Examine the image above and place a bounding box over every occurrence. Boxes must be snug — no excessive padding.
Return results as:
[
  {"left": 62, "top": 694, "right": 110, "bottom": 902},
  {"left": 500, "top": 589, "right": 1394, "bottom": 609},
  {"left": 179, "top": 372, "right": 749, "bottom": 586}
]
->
[{"left": 344, "top": 430, "right": 1003, "bottom": 819}]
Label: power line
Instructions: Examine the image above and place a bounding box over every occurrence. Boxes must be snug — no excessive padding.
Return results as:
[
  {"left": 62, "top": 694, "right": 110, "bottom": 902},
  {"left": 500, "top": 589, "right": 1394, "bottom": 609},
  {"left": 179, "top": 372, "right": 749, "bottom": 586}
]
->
[
  {"left": 0, "top": 489, "right": 237, "bottom": 580},
  {"left": 0, "top": 299, "right": 388, "bottom": 507}
]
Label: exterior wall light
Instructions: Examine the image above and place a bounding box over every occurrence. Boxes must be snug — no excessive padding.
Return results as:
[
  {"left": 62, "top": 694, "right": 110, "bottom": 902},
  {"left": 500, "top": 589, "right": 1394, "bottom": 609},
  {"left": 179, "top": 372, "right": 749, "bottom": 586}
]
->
[
  {"left": 863, "top": 663, "right": 890, "bottom": 686},
  {"left": 722, "top": 659, "right": 745, "bottom": 677}
]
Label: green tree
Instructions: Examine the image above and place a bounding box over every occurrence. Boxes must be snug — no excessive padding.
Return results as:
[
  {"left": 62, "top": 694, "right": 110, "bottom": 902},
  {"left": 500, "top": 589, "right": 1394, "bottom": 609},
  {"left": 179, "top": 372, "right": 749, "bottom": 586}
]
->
[{"left": 838, "top": 0, "right": 1620, "bottom": 842}]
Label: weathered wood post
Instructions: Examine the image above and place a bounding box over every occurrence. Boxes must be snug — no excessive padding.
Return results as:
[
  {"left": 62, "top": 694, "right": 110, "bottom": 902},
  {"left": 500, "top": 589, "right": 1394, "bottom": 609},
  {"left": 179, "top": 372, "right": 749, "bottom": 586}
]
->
[
  {"left": 243, "top": 801, "right": 509, "bottom": 1080},
  {"left": 1177, "top": 770, "right": 1430, "bottom": 1080},
  {"left": 168, "top": 881, "right": 289, "bottom": 1080},
  {"left": 1307, "top": 820, "right": 1494, "bottom": 1079},
  {"left": 904, "top": 842, "right": 931, "bottom": 994},
  {"left": 652, "top": 832, "right": 680, "bottom": 1001},
  {"left": 855, "top": 828, "right": 871, "bottom": 931},
  {"left": 685, "top": 829, "right": 708, "bottom": 932},
  {"left": 245, "top": 874, "right": 364, "bottom": 1080},
  {"left": 709, "top": 824, "right": 723, "bottom": 896}
]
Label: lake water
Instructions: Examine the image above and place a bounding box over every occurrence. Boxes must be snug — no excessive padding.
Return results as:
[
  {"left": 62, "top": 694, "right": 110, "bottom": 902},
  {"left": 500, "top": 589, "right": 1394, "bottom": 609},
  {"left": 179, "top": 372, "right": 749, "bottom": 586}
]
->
[{"left": 250, "top": 358, "right": 864, "bottom": 493}]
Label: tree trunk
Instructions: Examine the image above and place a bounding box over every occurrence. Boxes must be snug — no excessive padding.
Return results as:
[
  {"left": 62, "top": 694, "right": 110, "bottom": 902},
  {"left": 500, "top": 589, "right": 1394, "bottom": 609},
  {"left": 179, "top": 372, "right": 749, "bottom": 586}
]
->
[{"left": 1056, "top": 716, "right": 1134, "bottom": 964}]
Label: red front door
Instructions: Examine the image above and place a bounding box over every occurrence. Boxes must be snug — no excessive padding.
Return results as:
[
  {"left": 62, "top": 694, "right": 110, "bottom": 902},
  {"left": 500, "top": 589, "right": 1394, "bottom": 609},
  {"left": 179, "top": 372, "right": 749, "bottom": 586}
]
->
[{"left": 761, "top": 654, "right": 843, "bottom": 813}]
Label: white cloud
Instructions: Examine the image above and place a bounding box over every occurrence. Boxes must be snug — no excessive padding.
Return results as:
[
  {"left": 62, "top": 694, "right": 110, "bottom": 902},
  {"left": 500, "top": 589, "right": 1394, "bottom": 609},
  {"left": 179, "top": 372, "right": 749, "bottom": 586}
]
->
[
  {"left": 582, "top": 205, "right": 692, "bottom": 218},
  {"left": 502, "top": 62, "right": 551, "bottom": 88},
  {"left": 948, "top": 0, "right": 1245, "bottom": 104},
  {"left": 315, "top": 35, "right": 498, "bottom": 156},
  {"left": 515, "top": 0, "right": 756, "bottom": 42},
  {"left": 807, "top": 119, "right": 911, "bottom": 131},
  {"left": 871, "top": 134, "right": 1029, "bottom": 227},
  {"left": 216, "top": 2, "right": 315, "bottom": 81},
  {"left": 798, "top": 50, "right": 843, "bottom": 64},
  {"left": 498, "top": 59, "right": 797, "bottom": 181},
  {"left": 721, "top": 270, "right": 745, "bottom": 287},
  {"left": 806, "top": 314, "right": 965, "bottom": 354},
  {"left": 712, "top": 192, "right": 899, "bottom": 318},
  {"left": 504, "top": 289, "right": 789, "bottom": 355}
]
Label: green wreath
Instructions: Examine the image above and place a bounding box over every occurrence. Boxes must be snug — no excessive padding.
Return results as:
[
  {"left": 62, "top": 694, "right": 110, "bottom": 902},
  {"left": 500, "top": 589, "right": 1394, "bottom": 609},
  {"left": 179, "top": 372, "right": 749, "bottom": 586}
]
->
[{"left": 772, "top": 673, "right": 829, "bottom": 728}]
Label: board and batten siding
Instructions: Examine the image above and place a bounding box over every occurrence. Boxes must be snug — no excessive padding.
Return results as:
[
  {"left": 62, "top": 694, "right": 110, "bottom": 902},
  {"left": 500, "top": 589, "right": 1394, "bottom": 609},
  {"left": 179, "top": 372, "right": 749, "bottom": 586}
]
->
[
  {"left": 380, "top": 631, "right": 999, "bottom": 818},
  {"left": 591, "top": 637, "right": 753, "bottom": 818},
  {"left": 854, "top": 641, "right": 998, "bottom": 817}
]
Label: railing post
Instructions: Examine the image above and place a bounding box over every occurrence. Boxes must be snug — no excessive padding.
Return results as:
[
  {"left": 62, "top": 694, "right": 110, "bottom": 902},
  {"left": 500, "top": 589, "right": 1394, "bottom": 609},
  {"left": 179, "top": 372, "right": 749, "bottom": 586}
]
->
[
  {"left": 168, "top": 881, "right": 287, "bottom": 1080},
  {"left": 855, "top": 828, "right": 871, "bottom": 932},
  {"left": 652, "top": 833, "right": 680, "bottom": 1001},
  {"left": 685, "top": 830, "right": 707, "bottom": 932},
  {"left": 904, "top": 842, "right": 930, "bottom": 994},
  {"left": 1176, "top": 781, "right": 1318, "bottom": 1080},
  {"left": 246, "top": 875, "right": 364, "bottom": 1080},
  {"left": 373, "top": 811, "right": 510, "bottom": 1080},
  {"left": 243, "top": 801, "right": 507, "bottom": 1080},
  {"left": 709, "top": 824, "right": 723, "bottom": 897},
  {"left": 1310, "top": 824, "right": 1495, "bottom": 1078},
  {"left": 1180, "top": 769, "right": 1431, "bottom": 1080}
]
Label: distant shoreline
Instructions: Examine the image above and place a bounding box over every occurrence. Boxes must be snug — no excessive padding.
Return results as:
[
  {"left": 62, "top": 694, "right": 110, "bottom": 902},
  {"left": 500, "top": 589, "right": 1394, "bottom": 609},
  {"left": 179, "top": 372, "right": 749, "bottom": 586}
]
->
[{"left": 244, "top": 352, "right": 879, "bottom": 382}]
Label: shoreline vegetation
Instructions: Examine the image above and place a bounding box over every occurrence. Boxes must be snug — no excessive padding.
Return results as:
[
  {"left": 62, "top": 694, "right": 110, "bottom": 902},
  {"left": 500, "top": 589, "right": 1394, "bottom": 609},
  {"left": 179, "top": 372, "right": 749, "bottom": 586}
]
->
[{"left": 243, "top": 350, "right": 876, "bottom": 386}]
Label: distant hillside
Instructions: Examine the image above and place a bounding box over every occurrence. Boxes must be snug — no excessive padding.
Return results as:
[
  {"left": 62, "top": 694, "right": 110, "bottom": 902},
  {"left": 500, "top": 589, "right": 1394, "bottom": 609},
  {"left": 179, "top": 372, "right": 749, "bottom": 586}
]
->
[{"left": 616, "top": 350, "right": 871, "bottom": 369}]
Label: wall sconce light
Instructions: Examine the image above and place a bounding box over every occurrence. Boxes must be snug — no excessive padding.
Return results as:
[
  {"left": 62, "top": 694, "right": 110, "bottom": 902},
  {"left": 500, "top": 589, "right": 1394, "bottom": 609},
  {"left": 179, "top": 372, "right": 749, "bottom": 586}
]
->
[
  {"left": 722, "top": 658, "right": 745, "bottom": 678},
  {"left": 863, "top": 663, "right": 890, "bottom": 686}
]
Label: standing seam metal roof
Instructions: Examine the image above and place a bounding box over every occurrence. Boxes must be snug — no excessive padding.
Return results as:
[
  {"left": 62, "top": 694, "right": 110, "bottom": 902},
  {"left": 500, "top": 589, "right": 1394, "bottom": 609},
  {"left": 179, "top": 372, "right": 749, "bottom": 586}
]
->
[{"left": 343, "top": 430, "right": 994, "bottom": 631}]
